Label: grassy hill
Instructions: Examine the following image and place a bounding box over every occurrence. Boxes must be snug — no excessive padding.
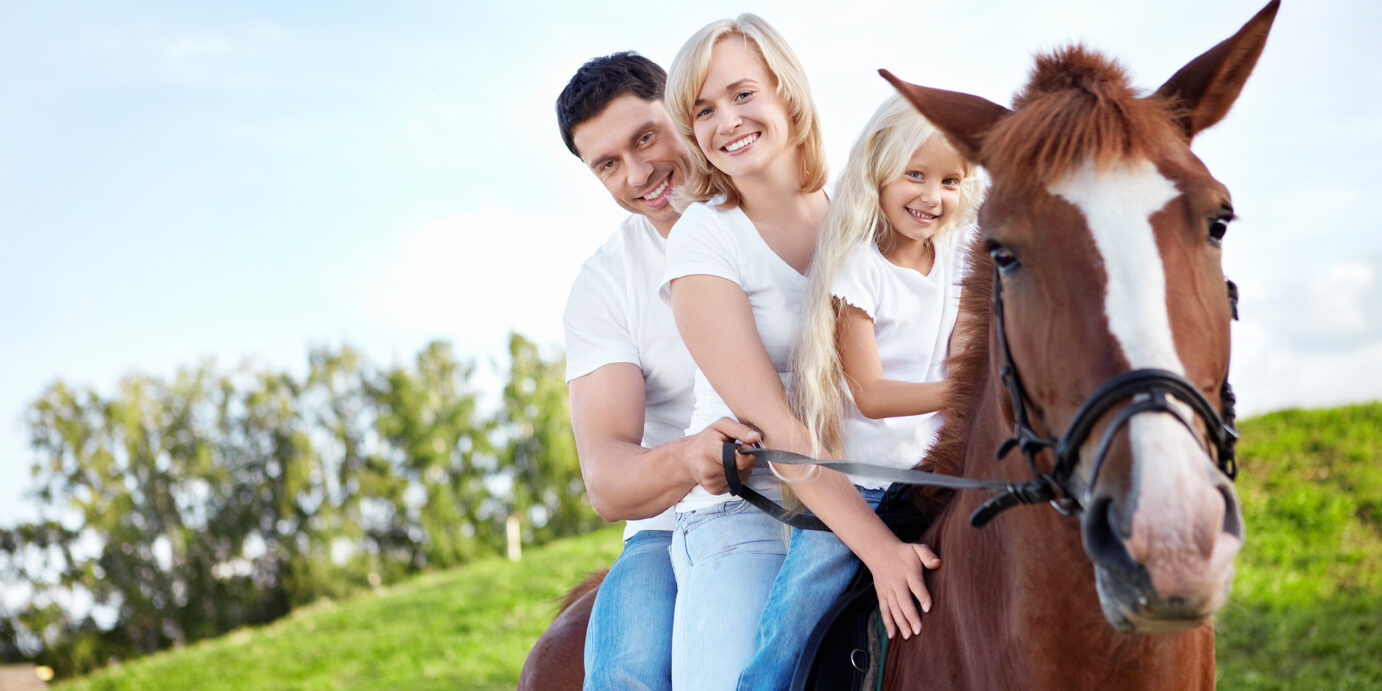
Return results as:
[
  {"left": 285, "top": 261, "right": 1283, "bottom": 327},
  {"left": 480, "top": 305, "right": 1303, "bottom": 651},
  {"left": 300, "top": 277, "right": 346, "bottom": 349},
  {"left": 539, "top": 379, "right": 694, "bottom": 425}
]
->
[{"left": 56, "top": 403, "right": 1381, "bottom": 690}]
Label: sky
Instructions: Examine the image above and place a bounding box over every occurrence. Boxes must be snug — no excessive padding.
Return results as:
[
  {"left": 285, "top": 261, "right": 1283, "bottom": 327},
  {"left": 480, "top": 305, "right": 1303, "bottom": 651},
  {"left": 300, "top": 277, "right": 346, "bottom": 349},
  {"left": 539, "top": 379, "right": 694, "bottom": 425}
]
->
[{"left": 2, "top": 0, "right": 1379, "bottom": 529}]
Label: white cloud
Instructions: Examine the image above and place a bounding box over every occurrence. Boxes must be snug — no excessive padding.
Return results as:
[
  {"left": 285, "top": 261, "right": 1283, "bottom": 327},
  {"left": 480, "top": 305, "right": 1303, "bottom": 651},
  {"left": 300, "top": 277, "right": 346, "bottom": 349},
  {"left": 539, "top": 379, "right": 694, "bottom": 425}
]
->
[{"left": 348, "top": 199, "right": 623, "bottom": 359}]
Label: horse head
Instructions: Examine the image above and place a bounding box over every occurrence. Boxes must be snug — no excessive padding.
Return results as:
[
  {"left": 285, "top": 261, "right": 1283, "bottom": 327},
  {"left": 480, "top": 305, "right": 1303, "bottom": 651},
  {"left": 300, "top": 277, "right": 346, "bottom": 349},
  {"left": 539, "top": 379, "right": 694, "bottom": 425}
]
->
[{"left": 884, "top": 0, "right": 1278, "bottom": 633}]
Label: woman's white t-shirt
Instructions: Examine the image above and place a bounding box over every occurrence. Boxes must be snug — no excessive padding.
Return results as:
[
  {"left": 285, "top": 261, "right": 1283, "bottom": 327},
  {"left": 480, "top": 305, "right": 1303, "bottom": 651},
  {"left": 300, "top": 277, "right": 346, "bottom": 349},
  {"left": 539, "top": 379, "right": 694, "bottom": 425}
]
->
[
  {"left": 661, "top": 201, "right": 806, "bottom": 512},
  {"left": 830, "top": 231, "right": 972, "bottom": 488},
  {"left": 564, "top": 214, "right": 694, "bottom": 539}
]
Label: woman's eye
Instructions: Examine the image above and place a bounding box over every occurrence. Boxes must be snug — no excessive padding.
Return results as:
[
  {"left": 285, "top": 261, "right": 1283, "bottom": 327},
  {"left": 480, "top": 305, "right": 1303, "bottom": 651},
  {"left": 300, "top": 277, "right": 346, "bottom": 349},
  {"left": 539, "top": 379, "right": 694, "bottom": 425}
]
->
[
  {"left": 735, "top": 90, "right": 753, "bottom": 101},
  {"left": 695, "top": 106, "right": 713, "bottom": 118},
  {"left": 638, "top": 132, "right": 653, "bottom": 146},
  {"left": 989, "top": 243, "right": 1020, "bottom": 271},
  {"left": 906, "top": 171, "right": 923, "bottom": 180},
  {"left": 943, "top": 177, "right": 960, "bottom": 186}
]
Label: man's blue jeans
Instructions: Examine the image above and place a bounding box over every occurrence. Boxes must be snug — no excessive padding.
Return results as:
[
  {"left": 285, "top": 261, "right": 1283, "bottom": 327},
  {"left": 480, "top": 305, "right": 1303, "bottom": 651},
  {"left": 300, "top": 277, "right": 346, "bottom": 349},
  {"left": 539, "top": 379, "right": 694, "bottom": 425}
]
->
[
  {"left": 584, "top": 530, "right": 676, "bottom": 691},
  {"left": 670, "top": 499, "right": 789, "bottom": 691},
  {"left": 736, "top": 486, "right": 886, "bottom": 690}
]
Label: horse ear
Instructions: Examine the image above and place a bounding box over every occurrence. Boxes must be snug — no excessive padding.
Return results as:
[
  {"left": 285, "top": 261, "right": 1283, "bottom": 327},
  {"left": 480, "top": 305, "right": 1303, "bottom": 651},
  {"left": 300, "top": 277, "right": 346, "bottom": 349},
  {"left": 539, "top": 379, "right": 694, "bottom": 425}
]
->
[
  {"left": 879, "top": 69, "right": 1010, "bottom": 165},
  {"left": 1153, "top": 0, "right": 1280, "bottom": 140}
]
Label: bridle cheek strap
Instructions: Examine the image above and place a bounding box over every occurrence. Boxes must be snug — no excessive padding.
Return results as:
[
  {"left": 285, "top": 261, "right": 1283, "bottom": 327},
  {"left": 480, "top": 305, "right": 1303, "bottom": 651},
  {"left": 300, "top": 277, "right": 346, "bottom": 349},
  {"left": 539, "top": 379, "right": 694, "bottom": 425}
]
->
[{"left": 978, "top": 268, "right": 1241, "bottom": 526}]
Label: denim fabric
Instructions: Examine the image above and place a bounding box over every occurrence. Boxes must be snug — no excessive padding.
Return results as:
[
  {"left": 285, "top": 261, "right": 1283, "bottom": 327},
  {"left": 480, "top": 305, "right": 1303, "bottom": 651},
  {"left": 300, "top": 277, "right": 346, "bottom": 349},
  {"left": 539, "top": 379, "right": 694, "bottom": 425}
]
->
[
  {"left": 670, "top": 499, "right": 789, "bottom": 691},
  {"left": 736, "top": 486, "right": 886, "bottom": 691},
  {"left": 584, "top": 530, "right": 676, "bottom": 691}
]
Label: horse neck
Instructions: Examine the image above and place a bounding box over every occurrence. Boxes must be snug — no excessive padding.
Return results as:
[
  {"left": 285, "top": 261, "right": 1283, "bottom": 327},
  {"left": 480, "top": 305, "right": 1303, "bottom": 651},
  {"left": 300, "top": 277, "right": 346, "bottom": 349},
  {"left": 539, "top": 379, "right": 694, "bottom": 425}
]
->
[{"left": 898, "top": 356, "right": 1216, "bottom": 689}]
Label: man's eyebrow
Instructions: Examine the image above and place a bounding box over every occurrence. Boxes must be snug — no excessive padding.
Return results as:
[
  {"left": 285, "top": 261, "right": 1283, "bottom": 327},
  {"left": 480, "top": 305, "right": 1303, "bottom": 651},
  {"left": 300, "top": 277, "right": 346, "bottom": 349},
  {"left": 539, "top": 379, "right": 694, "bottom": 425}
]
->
[
  {"left": 628, "top": 120, "right": 658, "bottom": 142},
  {"left": 693, "top": 79, "right": 757, "bottom": 107}
]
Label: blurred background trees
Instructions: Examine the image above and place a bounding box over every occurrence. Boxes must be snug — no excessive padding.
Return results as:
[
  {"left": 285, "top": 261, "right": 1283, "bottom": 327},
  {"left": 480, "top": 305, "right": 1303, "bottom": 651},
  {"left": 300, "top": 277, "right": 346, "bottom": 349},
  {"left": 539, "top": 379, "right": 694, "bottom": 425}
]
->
[{"left": 0, "top": 334, "right": 595, "bottom": 677}]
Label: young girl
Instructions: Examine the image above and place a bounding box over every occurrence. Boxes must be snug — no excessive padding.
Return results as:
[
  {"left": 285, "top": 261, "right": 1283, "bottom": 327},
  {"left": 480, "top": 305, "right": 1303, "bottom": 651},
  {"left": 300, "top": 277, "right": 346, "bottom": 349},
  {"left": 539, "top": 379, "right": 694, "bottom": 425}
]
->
[{"left": 737, "top": 95, "right": 984, "bottom": 689}]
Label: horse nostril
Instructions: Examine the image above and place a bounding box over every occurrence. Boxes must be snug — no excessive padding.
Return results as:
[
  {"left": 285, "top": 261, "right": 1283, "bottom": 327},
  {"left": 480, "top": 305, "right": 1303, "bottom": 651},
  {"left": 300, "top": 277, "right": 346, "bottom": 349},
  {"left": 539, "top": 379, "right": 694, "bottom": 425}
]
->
[
  {"left": 1218, "top": 485, "right": 1243, "bottom": 539},
  {"left": 1081, "top": 497, "right": 1137, "bottom": 572}
]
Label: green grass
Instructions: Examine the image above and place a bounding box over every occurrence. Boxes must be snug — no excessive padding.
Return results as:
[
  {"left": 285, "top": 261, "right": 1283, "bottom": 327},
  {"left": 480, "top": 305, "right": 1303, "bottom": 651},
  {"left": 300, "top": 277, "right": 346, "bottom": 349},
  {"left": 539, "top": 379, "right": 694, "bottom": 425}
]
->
[
  {"left": 56, "top": 403, "right": 1382, "bottom": 690},
  {"left": 1214, "top": 402, "right": 1382, "bottom": 689},
  {"left": 55, "top": 527, "right": 623, "bottom": 691}
]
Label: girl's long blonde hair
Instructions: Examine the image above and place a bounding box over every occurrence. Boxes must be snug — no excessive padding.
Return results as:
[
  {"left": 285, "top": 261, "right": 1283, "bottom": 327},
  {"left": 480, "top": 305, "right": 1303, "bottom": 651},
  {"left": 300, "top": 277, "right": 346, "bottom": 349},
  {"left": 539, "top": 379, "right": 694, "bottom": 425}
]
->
[
  {"left": 792, "top": 94, "right": 984, "bottom": 456},
  {"left": 664, "top": 14, "right": 827, "bottom": 210}
]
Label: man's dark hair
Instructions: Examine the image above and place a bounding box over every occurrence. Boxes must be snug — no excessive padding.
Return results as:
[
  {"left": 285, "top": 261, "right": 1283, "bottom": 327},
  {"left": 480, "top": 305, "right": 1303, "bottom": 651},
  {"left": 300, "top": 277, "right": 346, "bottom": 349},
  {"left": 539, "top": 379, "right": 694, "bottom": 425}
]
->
[{"left": 556, "top": 51, "right": 667, "bottom": 158}]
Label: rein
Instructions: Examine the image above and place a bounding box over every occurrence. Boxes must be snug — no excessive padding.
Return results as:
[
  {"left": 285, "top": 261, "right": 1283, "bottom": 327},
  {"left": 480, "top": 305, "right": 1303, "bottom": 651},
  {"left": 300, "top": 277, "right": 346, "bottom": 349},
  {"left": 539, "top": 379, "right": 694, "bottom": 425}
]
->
[{"left": 721, "top": 269, "right": 1241, "bottom": 531}]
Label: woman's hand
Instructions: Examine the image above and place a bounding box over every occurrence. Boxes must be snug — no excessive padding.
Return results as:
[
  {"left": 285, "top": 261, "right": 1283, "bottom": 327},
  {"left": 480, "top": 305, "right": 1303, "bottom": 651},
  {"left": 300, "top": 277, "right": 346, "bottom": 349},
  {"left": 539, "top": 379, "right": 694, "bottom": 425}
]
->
[{"left": 865, "top": 541, "right": 942, "bottom": 640}]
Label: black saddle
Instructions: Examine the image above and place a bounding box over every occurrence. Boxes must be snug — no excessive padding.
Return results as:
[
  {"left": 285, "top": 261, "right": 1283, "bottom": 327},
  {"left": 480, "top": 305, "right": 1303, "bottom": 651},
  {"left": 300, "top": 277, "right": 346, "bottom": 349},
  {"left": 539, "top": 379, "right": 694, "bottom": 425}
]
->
[{"left": 791, "top": 485, "right": 934, "bottom": 691}]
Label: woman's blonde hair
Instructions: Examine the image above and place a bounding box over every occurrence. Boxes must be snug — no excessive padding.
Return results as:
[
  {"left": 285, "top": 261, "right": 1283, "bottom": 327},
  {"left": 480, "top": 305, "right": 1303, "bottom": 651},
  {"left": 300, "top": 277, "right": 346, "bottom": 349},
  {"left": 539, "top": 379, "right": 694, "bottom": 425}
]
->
[
  {"left": 665, "top": 14, "right": 827, "bottom": 210},
  {"left": 792, "top": 94, "right": 984, "bottom": 456}
]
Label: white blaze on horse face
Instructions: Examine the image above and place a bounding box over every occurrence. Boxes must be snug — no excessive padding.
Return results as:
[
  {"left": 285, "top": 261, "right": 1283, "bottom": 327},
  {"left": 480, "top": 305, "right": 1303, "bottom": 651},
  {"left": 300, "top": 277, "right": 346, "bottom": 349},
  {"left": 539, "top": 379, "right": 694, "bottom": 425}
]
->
[
  {"left": 1049, "top": 158, "right": 1181, "bottom": 374},
  {"left": 1051, "top": 158, "right": 1239, "bottom": 610}
]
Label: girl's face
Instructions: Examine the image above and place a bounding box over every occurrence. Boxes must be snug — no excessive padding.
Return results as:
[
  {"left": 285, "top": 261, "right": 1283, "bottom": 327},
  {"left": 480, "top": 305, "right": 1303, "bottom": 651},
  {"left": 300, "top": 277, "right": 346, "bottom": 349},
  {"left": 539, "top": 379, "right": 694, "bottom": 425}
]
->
[
  {"left": 691, "top": 37, "right": 793, "bottom": 181},
  {"left": 879, "top": 136, "right": 966, "bottom": 245}
]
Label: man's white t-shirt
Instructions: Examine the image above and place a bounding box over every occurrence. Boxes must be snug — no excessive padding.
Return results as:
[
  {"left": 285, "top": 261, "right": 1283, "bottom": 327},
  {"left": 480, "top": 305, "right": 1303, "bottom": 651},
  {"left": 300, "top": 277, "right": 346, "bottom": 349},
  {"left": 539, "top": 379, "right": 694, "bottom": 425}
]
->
[
  {"left": 564, "top": 214, "right": 694, "bottom": 539},
  {"left": 661, "top": 201, "right": 803, "bottom": 512},
  {"left": 830, "top": 231, "right": 973, "bottom": 488}
]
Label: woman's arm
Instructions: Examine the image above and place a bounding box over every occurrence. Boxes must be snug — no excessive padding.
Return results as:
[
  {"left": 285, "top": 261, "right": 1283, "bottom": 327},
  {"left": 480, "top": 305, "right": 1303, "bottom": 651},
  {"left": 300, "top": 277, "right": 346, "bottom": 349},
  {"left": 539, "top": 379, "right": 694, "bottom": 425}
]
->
[
  {"left": 668, "top": 275, "right": 808, "bottom": 451},
  {"left": 669, "top": 275, "right": 940, "bottom": 640},
  {"left": 836, "top": 302, "right": 949, "bottom": 419}
]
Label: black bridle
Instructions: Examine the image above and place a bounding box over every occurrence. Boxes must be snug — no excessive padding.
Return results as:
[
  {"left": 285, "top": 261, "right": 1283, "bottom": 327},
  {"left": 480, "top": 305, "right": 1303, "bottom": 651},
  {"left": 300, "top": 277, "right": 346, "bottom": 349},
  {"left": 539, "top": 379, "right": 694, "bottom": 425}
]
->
[
  {"left": 722, "top": 267, "right": 1241, "bottom": 531},
  {"left": 974, "top": 264, "right": 1241, "bottom": 526}
]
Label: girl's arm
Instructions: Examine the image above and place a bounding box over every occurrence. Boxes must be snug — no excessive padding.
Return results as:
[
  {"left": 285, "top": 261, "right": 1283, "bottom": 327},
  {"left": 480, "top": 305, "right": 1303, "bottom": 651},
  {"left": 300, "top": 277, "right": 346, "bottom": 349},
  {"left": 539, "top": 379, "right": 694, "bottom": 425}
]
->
[
  {"left": 669, "top": 275, "right": 940, "bottom": 640},
  {"left": 836, "top": 302, "right": 949, "bottom": 419}
]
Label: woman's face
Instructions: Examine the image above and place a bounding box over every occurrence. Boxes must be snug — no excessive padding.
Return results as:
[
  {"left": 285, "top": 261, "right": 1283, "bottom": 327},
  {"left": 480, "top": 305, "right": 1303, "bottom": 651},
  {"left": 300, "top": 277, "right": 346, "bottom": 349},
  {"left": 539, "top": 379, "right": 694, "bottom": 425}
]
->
[{"left": 691, "top": 37, "right": 794, "bottom": 181}]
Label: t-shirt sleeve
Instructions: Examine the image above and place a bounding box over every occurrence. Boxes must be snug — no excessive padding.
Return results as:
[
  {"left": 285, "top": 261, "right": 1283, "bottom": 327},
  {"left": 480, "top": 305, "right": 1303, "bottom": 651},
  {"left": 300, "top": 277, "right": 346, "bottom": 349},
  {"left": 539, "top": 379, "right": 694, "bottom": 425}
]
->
[
  {"left": 564, "top": 256, "right": 639, "bottom": 382},
  {"left": 830, "top": 244, "right": 881, "bottom": 320},
  {"left": 660, "top": 203, "right": 741, "bottom": 303}
]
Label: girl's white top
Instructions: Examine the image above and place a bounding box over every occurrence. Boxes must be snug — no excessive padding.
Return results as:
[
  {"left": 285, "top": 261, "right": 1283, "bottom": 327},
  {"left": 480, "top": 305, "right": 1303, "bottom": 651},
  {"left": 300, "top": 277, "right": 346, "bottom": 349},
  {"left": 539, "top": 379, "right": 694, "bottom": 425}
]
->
[
  {"left": 830, "top": 230, "right": 973, "bottom": 488},
  {"left": 661, "top": 200, "right": 806, "bottom": 512}
]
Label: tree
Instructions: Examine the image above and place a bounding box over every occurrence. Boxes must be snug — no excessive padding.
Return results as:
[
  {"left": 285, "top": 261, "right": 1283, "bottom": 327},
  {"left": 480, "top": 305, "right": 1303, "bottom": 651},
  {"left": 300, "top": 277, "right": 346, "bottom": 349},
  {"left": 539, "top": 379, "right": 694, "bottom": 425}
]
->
[{"left": 494, "top": 333, "right": 601, "bottom": 545}]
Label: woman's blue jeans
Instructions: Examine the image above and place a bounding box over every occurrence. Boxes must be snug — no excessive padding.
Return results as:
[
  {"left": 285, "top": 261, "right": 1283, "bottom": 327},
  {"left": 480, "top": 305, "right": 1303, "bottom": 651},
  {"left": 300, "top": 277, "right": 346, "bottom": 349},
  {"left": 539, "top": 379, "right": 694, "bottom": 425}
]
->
[
  {"left": 584, "top": 529, "right": 676, "bottom": 691},
  {"left": 736, "top": 486, "right": 886, "bottom": 690},
  {"left": 670, "top": 499, "right": 789, "bottom": 691}
]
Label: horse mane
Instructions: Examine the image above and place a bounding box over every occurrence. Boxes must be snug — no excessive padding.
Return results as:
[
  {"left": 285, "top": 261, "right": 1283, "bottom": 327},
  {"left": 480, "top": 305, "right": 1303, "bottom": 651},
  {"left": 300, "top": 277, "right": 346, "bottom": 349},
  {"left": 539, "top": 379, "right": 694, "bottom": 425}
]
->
[
  {"left": 557, "top": 568, "right": 608, "bottom": 614},
  {"left": 908, "top": 242, "right": 992, "bottom": 519},
  {"left": 982, "top": 44, "right": 1181, "bottom": 189}
]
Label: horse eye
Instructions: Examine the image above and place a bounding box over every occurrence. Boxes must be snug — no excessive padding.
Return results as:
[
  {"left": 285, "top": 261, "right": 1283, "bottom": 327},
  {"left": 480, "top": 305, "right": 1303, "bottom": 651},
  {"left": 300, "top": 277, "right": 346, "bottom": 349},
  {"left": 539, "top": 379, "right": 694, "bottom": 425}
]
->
[
  {"left": 1208, "top": 217, "right": 1230, "bottom": 245},
  {"left": 989, "top": 244, "right": 1020, "bottom": 271}
]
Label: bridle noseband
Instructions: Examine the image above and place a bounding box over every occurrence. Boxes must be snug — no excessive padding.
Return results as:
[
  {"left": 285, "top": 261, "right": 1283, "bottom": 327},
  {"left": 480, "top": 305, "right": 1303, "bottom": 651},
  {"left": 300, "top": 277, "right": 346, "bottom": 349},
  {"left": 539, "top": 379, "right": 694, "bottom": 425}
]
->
[{"left": 975, "top": 265, "right": 1241, "bottom": 527}]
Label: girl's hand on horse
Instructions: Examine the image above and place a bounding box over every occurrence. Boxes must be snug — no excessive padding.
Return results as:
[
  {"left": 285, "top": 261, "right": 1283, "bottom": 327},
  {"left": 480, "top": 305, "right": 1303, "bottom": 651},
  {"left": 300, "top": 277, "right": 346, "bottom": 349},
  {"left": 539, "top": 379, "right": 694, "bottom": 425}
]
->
[
  {"left": 869, "top": 541, "right": 941, "bottom": 640},
  {"left": 683, "top": 417, "right": 761, "bottom": 494}
]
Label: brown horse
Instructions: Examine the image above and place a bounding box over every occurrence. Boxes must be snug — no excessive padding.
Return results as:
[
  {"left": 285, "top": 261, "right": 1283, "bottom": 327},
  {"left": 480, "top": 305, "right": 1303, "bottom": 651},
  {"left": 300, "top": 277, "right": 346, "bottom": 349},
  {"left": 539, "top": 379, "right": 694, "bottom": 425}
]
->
[
  {"left": 877, "top": 2, "right": 1277, "bottom": 689},
  {"left": 517, "top": 569, "right": 605, "bottom": 691}
]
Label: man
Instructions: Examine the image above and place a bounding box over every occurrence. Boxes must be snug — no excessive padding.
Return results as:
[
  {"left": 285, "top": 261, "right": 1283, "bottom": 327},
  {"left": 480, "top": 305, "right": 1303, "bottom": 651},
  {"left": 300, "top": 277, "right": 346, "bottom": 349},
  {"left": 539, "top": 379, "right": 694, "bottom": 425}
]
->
[{"left": 555, "top": 52, "right": 759, "bottom": 690}]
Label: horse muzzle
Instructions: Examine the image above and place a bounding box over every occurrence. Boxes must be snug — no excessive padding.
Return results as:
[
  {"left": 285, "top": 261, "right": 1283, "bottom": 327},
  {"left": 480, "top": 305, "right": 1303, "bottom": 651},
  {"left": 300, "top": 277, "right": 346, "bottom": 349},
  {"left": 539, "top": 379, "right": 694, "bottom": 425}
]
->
[{"left": 1078, "top": 411, "right": 1244, "bottom": 633}]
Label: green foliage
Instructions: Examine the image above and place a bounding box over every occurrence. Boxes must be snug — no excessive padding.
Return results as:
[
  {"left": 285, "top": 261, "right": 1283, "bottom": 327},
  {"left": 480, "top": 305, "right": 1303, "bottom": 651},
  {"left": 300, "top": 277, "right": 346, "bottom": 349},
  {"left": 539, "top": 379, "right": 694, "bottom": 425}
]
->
[
  {"left": 495, "top": 335, "right": 602, "bottom": 544},
  {"left": 0, "top": 334, "right": 587, "bottom": 679}
]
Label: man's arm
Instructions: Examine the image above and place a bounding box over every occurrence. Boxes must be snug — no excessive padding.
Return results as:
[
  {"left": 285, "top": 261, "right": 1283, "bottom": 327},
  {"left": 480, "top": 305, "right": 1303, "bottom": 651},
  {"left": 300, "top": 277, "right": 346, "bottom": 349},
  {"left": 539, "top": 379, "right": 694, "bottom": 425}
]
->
[{"left": 569, "top": 362, "right": 760, "bottom": 522}]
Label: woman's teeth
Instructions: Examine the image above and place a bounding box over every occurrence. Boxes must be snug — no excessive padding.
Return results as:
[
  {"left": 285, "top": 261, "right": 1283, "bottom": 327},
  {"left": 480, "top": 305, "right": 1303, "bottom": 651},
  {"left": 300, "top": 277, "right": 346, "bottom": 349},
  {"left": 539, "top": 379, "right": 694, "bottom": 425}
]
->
[{"left": 724, "top": 133, "right": 759, "bottom": 152}]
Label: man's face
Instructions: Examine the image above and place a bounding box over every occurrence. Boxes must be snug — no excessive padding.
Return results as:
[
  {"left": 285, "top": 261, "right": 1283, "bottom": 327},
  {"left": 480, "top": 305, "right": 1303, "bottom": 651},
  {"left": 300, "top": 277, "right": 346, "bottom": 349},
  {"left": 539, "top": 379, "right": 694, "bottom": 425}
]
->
[{"left": 572, "top": 94, "right": 691, "bottom": 230}]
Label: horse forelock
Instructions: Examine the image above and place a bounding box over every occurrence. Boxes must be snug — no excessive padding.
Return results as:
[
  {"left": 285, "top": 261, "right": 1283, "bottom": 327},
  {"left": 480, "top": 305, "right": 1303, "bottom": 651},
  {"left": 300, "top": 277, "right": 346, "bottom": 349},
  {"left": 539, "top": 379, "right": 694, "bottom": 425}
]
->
[{"left": 983, "top": 44, "right": 1180, "bottom": 190}]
